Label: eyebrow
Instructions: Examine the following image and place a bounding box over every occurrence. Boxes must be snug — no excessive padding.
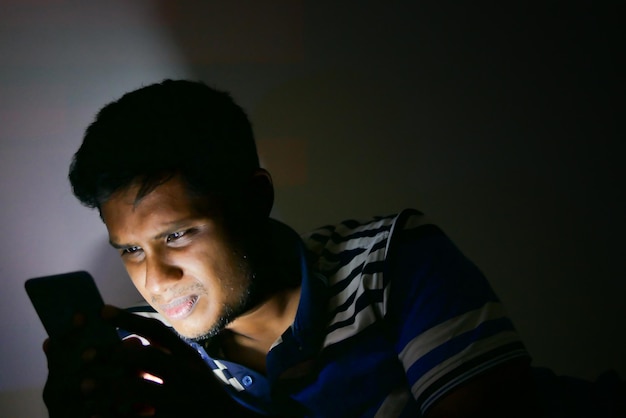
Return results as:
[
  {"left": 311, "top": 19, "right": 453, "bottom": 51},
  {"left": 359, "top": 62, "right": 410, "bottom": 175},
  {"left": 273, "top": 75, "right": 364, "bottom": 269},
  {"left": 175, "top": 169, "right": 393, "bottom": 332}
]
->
[
  {"left": 108, "top": 218, "right": 199, "bottom": 250},
  {"left": 109, "top": 240, "right": 126, "bottom": 250}
]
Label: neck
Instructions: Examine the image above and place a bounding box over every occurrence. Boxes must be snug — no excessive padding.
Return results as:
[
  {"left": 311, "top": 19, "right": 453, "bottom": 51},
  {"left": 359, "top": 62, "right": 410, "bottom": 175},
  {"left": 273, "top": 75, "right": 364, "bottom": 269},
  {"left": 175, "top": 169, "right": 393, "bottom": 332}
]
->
[
  {"left": 220, "top": 219, "right": 304, "bottom": 371},
  {"left": 226, "top": 284, "right": 301, "bottom": 349}
]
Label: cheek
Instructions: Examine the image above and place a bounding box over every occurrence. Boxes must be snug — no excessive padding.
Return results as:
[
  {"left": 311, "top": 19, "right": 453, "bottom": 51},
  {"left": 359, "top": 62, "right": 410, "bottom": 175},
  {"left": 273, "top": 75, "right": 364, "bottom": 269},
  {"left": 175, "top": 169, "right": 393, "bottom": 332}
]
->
[
  {"left": 207, "top": 250, "right": 250, "bottom": 292},
  {"left": 190, "top": 240, "right": 240, "bottom": 278}
]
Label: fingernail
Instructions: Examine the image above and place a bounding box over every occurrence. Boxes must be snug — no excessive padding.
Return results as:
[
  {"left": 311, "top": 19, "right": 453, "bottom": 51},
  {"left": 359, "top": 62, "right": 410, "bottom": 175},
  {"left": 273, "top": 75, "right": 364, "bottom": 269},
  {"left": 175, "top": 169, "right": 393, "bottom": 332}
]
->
[
  {"left": 81, "top": 378, "right": 96, "bottom": 394},
  {"left": 82, "top": 348, "right": 97, "bottom": 363},
  {"left": 133, "top": 403, "right": 156, "bottom": 416},
  {"left": 101, "top": 305, "right": 119, "bottom": 319},
  {"left": 72, "top": 312, "right": 86, "bottom": 327}
]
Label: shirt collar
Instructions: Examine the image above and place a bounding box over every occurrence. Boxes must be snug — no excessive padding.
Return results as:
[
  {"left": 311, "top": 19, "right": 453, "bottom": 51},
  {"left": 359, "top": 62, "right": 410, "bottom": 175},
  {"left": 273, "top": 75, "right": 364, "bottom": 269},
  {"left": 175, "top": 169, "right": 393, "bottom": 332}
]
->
[{"left": 265, "top": 236, "right": 330, "bottom": 382}]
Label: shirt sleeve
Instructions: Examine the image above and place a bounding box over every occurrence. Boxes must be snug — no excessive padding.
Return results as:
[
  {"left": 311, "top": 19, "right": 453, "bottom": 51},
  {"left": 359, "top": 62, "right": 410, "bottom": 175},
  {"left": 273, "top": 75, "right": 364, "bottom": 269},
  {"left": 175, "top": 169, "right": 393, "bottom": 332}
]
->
[{"left": 385, "top": 218, "right": 530, "bottom": 415}]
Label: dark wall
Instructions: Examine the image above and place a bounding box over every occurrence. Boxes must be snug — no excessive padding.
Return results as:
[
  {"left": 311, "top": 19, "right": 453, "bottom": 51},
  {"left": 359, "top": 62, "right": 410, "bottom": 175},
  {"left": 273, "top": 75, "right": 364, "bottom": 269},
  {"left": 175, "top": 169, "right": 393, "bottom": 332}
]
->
[{"left": 1, "top": 2, "right": 623, "bottom": 415}]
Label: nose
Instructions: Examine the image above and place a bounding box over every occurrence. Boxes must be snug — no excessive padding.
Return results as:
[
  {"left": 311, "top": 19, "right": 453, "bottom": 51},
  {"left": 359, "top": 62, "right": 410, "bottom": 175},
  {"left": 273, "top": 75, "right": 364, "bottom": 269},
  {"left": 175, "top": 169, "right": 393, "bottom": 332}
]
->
[{"left": 144, "top": 253, "right": 182, "bottom": 294}]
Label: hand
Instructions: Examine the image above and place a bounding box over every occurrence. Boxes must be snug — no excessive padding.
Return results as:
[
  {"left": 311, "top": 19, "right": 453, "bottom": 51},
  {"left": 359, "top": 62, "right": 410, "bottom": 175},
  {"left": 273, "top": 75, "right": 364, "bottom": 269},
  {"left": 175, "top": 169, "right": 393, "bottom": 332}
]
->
[
  {"left": 43, "top": 305, "right": 262, "bottom": 418},
  {"left": 99, "top": 305, "right": 261, "bottom": 417},
  {"left": 42, "top": 311, "right": 120, "bottom": 418}
]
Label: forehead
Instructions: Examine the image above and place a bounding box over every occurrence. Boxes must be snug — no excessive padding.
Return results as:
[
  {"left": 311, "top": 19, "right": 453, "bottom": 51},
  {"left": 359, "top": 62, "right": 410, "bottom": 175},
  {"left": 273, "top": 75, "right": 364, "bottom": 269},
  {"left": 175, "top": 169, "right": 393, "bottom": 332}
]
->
[{"left": 100, "top": 176, "right": 220, "bottom": 228}]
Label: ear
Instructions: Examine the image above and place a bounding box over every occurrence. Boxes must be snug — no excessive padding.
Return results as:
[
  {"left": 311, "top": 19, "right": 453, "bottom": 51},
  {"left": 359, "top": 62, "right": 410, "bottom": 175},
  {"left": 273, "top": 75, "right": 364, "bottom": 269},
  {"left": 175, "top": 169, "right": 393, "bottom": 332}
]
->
[{"left": 243, "top": 168, "right": 274, "bottom": 220}]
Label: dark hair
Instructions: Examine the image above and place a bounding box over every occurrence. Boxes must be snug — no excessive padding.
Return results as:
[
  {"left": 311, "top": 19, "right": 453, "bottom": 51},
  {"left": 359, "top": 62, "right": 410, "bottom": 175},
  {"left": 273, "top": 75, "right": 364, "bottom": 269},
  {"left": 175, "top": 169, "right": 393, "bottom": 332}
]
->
[{"left": 69, "top": 79, "right": 259, "bottom": 210}]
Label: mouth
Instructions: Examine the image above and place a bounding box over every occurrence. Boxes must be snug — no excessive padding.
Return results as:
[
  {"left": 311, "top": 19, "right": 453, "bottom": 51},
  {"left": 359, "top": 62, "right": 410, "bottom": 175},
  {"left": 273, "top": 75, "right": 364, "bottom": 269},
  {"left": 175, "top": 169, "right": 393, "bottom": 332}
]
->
[{"left": 160, "top": 295, "right": 199, "bottom": 320}]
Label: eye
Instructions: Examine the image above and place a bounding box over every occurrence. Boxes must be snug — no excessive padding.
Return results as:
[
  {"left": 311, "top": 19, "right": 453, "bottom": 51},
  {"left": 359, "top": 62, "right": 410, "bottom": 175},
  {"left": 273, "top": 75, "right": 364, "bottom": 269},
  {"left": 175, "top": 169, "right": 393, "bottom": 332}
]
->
[
  {"left": 121, "top": 246, "right": 143, "bottom": 258},
  {"left": 166, "top": 231, "right": 186, "bottom": 242},
  {"left": 165, "top": 228, "right": 198, "bottom": 247}
]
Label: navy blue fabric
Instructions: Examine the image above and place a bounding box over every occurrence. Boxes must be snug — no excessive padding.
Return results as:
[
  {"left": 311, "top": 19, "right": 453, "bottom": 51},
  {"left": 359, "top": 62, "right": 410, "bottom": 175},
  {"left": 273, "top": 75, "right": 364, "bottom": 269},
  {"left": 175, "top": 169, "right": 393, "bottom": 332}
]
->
[
  {"left": 121, "top": 213, "right": 533, "bottom": 416},
  {"left": 193, "top": 216, "right": 527, "bottom": 416}
]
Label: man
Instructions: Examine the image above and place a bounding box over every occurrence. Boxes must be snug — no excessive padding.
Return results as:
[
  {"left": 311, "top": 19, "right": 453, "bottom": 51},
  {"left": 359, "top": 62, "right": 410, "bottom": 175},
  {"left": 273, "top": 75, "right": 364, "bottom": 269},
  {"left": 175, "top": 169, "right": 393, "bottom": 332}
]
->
[{"left": 44, "top": 79, "right": 537, "bottom": 417}]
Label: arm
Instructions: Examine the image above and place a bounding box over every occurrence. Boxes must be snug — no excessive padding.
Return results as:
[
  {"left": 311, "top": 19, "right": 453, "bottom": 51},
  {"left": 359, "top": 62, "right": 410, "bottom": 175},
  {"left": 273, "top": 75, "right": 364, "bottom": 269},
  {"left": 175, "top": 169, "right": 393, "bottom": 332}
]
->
[
  {"left": 386, "top": 221, "right": 538, "bottom": 417},
  {"left": 424, "top": 357, "right": 538, "bottom": 418}
]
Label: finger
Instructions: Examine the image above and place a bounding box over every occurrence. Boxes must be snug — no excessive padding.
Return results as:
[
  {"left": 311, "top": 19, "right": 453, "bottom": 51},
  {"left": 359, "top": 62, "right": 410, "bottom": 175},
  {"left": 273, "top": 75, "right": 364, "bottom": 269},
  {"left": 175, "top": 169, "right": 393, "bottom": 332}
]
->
[
  {"left": 42, "top": 312, "right": 94, "bottom": 361},
  {"left": 78, "top": 364, "right": 160, "bottom": 417},
  {"left": 110, "top": 343, "right": 173, "bottom": 384},
  {"left": 72, "top": 311, "right": 87, "bottom": 328},
  {"left": 122, "top": 335, "right": 147, "bottom": 349},
  {"left": 107, "top": 342, "right": 215, "bottom": 391},
  {"left": 77, "top": 339, "right": 167, "bottom": 389},
  {"left": 114, "top": 376, "right": 213, "bottom": 416},
  {"left": 102, "top": 306, "right": 187, "bottom": 355},
  {"left": 43, "top": 336, "right": 82, "bottom": 371},
  {"left": 94, "top": 371, "right": 164, "bottom": 416}
]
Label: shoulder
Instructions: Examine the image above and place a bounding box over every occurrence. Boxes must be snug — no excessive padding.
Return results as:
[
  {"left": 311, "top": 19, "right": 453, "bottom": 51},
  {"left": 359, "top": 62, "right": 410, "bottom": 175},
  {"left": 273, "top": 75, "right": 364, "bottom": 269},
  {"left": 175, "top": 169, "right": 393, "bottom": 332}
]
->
[
  {"left": 300, "top": 209, "right": 430, "bottom": 347},
  {"left": 300, "top": 209, "right": 426, "bottom": 272}
]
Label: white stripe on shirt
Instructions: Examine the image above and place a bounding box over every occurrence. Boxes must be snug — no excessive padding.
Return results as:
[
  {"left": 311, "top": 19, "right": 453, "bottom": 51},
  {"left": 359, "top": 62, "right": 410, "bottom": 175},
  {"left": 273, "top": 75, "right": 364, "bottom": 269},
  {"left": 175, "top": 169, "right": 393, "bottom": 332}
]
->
[{"left": 398, "top": 301, "right": 508, "bottom": 370}]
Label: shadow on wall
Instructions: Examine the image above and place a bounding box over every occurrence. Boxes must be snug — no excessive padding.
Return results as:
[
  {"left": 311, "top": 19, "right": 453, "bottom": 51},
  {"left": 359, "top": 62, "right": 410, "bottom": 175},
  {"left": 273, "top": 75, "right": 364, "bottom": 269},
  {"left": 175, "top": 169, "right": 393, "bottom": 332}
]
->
[
  {"left": 252, "top": 70, "right": 426, "bottom": 232},
  {"left": 151, "top": 1, "right": 304, "bottom": 68}
]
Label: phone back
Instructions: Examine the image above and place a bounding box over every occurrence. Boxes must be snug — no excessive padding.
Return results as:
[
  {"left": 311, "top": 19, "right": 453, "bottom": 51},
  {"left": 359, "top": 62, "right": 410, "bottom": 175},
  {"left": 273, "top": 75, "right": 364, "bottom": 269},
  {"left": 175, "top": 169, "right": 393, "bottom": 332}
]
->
[{"left": 25, "top": 271, "right": 119, "bottom": 345}]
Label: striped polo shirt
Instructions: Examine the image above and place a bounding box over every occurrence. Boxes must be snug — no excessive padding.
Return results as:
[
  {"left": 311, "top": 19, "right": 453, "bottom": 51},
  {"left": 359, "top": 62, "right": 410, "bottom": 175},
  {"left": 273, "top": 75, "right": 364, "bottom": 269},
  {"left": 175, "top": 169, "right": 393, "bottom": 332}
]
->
[{"left": 126, "top": 209, "right": 529, "bottom": 417}]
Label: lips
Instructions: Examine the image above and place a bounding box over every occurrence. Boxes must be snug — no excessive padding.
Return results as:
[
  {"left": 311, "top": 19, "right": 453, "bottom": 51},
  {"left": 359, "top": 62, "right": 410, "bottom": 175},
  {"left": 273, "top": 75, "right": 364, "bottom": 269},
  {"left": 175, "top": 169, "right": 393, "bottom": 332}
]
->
[{"left": 160, "top": 295, "right": 199, "bottom": 320}]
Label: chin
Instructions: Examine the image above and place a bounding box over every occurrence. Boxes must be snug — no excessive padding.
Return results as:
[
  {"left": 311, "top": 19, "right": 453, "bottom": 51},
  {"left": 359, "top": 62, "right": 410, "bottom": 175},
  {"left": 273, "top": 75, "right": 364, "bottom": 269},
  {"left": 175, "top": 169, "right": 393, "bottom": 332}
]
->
[
  {"left": 171, "top": 326, "right": 210, "bottom": 342},
  {"left": 173, "top": 318, "right": 222, "bottom": 342}
]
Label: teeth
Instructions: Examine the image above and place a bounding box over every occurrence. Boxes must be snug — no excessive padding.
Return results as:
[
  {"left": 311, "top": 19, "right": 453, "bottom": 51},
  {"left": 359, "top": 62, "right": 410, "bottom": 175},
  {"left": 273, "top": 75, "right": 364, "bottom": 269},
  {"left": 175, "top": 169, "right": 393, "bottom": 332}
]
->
[
  {"left": 164, "top": 296, "right": 192, "bottom": 309},
  {"left": 163, "top": 295, "right": 198, "bottom": 320}
]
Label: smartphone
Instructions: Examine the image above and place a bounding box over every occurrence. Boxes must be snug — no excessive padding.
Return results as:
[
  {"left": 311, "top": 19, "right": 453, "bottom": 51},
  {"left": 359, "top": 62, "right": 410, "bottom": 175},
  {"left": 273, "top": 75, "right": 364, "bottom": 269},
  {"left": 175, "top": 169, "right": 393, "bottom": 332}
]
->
[{"left": 25, "top": 270, "right": 120, "bottom": 346}]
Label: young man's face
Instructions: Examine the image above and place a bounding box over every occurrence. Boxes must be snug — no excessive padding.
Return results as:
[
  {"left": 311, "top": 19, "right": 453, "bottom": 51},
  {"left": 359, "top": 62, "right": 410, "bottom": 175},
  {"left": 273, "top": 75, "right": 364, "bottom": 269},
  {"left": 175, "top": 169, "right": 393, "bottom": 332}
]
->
[{"left": 100, "top": 175, "right": 254, "bottom": 340}]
